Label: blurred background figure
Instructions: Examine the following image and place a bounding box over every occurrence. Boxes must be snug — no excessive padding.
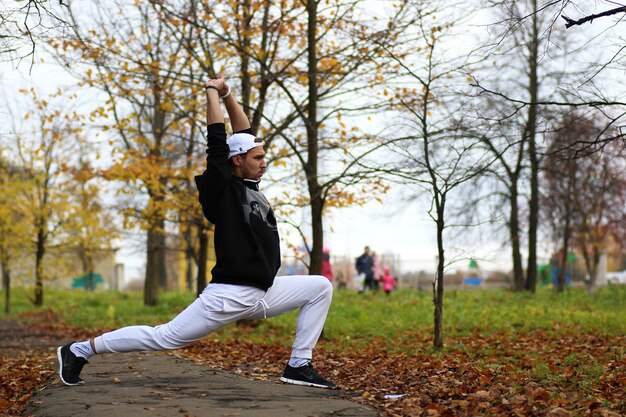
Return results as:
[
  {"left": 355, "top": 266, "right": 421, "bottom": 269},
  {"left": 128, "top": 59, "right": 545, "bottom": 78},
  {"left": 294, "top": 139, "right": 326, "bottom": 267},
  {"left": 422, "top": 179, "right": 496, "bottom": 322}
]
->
[
  {"left": 355, "top": 246, "right": 374, "bottom": 292},
  {"left": 381, "top": 266, "right": 397, "bottom": 296},
  {"left": 372, "top": 251, "right": 382, "bottom": 291},
  {"left": 322, "top": 247, "right": 334, "bottom": 283}
]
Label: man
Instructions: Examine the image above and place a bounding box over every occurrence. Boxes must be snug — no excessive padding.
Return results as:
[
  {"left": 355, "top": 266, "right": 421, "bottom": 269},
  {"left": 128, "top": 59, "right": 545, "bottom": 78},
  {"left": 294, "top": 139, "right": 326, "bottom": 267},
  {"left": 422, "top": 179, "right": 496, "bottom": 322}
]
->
[
  {"left": 355, "top": 246, "right": 374, "bottom": 291},
  {"left": 57, "top": 75, "right": 336, "bottom": 389}
]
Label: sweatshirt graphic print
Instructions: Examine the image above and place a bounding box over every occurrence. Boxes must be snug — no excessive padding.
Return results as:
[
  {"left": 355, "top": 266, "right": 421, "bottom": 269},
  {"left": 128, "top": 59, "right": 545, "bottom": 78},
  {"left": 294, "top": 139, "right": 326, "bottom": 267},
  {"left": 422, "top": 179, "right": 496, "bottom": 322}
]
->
[{"left": 242, "top": 182, "right": 278, "bottom": 232}]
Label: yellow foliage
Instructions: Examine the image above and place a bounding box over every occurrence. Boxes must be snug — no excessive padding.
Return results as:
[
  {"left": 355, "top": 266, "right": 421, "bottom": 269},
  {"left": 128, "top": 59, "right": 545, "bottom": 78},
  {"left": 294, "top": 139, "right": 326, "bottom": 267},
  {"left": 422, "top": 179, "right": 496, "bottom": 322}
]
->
[
  {"left": 273, "top": 160, "right": 287, "bottom": 168},
  {"left": 319, "top": 57, "right": 340, "bottom": 70},
  {"left": 297, "top": 73, "right": 308, "bottom": 84},
  {"left": 160, "top": 102, "right": 175, "bottom": 112}
]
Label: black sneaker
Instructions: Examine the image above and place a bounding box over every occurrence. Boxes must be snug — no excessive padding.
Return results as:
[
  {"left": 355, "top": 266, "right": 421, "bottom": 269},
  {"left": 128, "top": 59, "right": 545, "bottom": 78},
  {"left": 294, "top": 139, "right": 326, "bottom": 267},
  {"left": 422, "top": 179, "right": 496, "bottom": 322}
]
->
[
  {"left": 57, "top": 342, "right": 88, "bottom": 386},
  {"left": 280, "top": 363, "right": 337, "bottom": 389}
]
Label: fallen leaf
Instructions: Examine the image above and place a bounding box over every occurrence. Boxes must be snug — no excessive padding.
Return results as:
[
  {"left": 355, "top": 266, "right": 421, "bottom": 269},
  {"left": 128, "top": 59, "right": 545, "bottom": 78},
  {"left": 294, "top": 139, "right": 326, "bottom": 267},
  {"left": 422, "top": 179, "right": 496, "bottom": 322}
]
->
[
  {"left": 475, "top": 390, "right": 490, "bottom": 398},
  {"left": 548, "top": 407, "right": 570, "bottom": 417}
]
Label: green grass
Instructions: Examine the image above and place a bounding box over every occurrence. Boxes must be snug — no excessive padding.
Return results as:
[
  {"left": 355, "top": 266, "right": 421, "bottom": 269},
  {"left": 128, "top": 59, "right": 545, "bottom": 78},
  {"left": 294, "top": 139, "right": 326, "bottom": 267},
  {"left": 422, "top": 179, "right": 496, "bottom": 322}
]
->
[
  {"left": 2, "top": 285, "right": 625, "bottom": 348},
  {"left": 3, "top": 289, "right": 195, "bottom": 329},
  {"left": 441, "top": 286, "right": 626, "bottom": 335}
]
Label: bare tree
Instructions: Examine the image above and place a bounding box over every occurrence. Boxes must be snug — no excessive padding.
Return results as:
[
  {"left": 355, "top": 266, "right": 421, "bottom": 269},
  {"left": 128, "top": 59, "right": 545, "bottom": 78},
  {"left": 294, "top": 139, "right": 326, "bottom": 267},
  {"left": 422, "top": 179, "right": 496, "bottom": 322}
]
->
[
  {"left": 541, "top": 112, "right": 590, "bottom": 292},
  {"left": 476, "top": 0, "right": 626, "bottom": 153},
  {"left": 0, "top": 0, "right": 70, "bottom": 66},
  {"left": 571, "top": 142, "right": 626, "bottom": 291},
  {"left": 470, "top": 0, "right": 587, "bottom": 292},
  {"left": 467, "top": 115, "right": 528, "bottom": 291},
  {"left": 377, "top": 0, "right": 492, "bottom": 349},
  {"left": 542, "top": 110, "right": 625, "bottom": 292}
]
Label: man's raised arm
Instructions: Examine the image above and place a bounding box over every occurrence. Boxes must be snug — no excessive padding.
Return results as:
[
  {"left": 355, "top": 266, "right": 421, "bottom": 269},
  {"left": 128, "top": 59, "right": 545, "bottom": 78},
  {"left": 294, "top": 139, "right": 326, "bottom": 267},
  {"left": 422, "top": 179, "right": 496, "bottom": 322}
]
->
[
  {"left": 204, "top": 75, "right": 225, "bottom": 125},
  {"left": 221, "top": 82, "right": 251, "bottom": 133}
]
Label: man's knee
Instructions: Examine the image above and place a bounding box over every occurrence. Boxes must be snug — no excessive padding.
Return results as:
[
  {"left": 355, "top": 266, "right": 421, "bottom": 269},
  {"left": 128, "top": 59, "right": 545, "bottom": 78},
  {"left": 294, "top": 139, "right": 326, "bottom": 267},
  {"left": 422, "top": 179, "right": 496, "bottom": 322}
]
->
[
  {"left": 155, "top": 325, "right": 192, "bottom": 350},
  {"left": 311, "top": 274, "right": 333, "bottom": 297}
]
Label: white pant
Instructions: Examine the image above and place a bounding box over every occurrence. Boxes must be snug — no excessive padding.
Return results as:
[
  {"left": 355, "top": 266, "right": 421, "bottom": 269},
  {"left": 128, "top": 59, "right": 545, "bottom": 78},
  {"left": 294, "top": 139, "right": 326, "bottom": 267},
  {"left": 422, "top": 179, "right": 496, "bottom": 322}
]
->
[{"left": 93, "top": 275, "right": 333, "bottom": 360}]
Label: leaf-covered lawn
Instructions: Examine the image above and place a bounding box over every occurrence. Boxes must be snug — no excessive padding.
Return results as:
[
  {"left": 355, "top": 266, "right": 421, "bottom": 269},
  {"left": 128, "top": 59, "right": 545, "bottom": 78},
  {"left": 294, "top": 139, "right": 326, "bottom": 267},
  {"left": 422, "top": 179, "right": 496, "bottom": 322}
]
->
[
  {"left": 177, "top": 330, "right": 625, "bottom": 416},
  {"left": 1, "top": 287, "right": 624, "bottom": 416},
  {"left": 0, "top": 311, "right": 94, "bottom": 416},
  {"left": 1, "top": 319, "right": 624, "bottom": 416},
  {"left": 0, "top": 353, "right": 55, "bottom": 416}
]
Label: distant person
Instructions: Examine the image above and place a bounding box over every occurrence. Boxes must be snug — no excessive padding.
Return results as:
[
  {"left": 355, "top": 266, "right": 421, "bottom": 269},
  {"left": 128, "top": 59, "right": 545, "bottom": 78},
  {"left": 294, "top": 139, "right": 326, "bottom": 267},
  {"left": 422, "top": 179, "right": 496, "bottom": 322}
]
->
[
  {"left": 380, "top": 266, "right": 397, "bottom": 296},
  {"left": 372, "top": 251, "right": 382, "bottom": 291},
  {"left": 321, "top": 247, "right": 334, "bottom": 282},
  {"left": 355, "top": 246, "right": 374, "bottom": 291},
  {"left": 57, "top": 74, "right": 336, "bottom": 390}
]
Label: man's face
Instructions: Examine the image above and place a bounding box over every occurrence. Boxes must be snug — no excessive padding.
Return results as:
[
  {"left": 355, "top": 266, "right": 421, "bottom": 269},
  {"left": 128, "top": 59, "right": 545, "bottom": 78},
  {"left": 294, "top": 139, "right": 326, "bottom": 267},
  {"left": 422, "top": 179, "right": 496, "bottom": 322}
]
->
[{"left": 236, "top": 146, "right": 266, "bottom": 180}]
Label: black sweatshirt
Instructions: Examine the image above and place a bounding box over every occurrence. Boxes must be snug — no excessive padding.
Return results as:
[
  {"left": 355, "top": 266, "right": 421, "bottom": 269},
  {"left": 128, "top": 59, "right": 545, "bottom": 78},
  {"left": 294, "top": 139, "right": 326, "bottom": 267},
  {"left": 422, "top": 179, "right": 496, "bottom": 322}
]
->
[{"left": 194, "top": 123, "right": 281, "bottom": 291}]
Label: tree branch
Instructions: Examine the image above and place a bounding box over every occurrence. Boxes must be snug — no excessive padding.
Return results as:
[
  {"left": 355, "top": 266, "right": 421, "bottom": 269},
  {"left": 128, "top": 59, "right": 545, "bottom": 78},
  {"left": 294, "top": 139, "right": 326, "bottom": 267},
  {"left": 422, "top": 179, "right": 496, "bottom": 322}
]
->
[{"left": 562, "top": 6, "right": 626, "bottom": 28}]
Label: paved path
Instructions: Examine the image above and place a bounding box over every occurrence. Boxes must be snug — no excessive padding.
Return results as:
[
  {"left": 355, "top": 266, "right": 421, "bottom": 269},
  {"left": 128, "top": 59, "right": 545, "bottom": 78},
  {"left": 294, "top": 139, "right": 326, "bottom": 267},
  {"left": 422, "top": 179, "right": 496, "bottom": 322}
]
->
[
  {"left": 29, "top": 349, "right": 378, "bottom": 417},
  {"left": 1, "top": 319, "right": 377, "bottom": 416}
]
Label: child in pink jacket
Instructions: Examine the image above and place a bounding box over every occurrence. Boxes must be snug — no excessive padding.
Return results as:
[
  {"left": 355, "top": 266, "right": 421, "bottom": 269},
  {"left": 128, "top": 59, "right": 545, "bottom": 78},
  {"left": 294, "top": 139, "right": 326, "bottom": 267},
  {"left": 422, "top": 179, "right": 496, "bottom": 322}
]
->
[{"left": 380, "top": 266, "right": 397, "bottom": 295}]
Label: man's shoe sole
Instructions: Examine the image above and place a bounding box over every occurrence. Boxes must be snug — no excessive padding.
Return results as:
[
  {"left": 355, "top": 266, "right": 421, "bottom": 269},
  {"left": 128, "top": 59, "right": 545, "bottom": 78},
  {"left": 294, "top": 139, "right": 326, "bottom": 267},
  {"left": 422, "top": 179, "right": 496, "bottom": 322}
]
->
[
  {"left": 280, "top": 376, "right": 335, "bottom": 389},
  {"left": 57, "top": 346, "right": 84, "bottom": 386}
]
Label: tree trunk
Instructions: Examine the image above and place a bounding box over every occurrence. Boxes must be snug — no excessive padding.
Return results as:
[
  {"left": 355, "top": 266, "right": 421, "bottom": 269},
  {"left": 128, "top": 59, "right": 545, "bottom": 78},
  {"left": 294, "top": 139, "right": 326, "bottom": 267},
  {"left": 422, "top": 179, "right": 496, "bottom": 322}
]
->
[
  {"left": 240, "top": 0, "right": 252, "bottom": 121},
  {"left": 557, "top": 234, "right": 569, "bottom": 293},
  {"left": 144, "top": 227, "right": 162, "bottom": 306},
  {"left": 587, "top": 247, "right": 600, "bottom": 293},
  {"left": 183, "top": 225, "right": 193, "bottom": 291},
  {"left": 589, "top": 249, "right": 600, "bottom": 293},
  {"left": 144, "top": 200, "right": 169, "bottom": 293},
  {"left": 2, "top": 258, "right": 10, "bottom": 314},
  {"left": 34, "top": 228, "right": 45, "bottom": 306},
  {"left": 87, "top": 254, "right": 96, "bottom": 292},
  {"left": 510, "top": 183, "right": 524, "bottom": 291},
  {"left": 525, "top": 0, "right": 540, "bottom": 293},
  {"left": 148, "top": 78, "right": 169, "bottom": 293},
  {"left": 185, "top": 245, "right": 193, "bottom": 292},
  {"left": 157, "top": 227, "right": 168, "bottom": 290},
  {"left": 305, "top": 0, "right": 323, "bottom": 276},
  {"left": 80, "top": 250, "right": 96, "bottom": 292},
  {"left": 309, "top": 193, "right": 324, "bottom": 275},
  {"left": 196, "top": 224, "right": 209, "bottom": 297},
  {"left": 557, "top": 181, "right": 573, "bottom": 293},
  {"left": 433, "top": 207, "right": 445, "bottom": 350}
]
